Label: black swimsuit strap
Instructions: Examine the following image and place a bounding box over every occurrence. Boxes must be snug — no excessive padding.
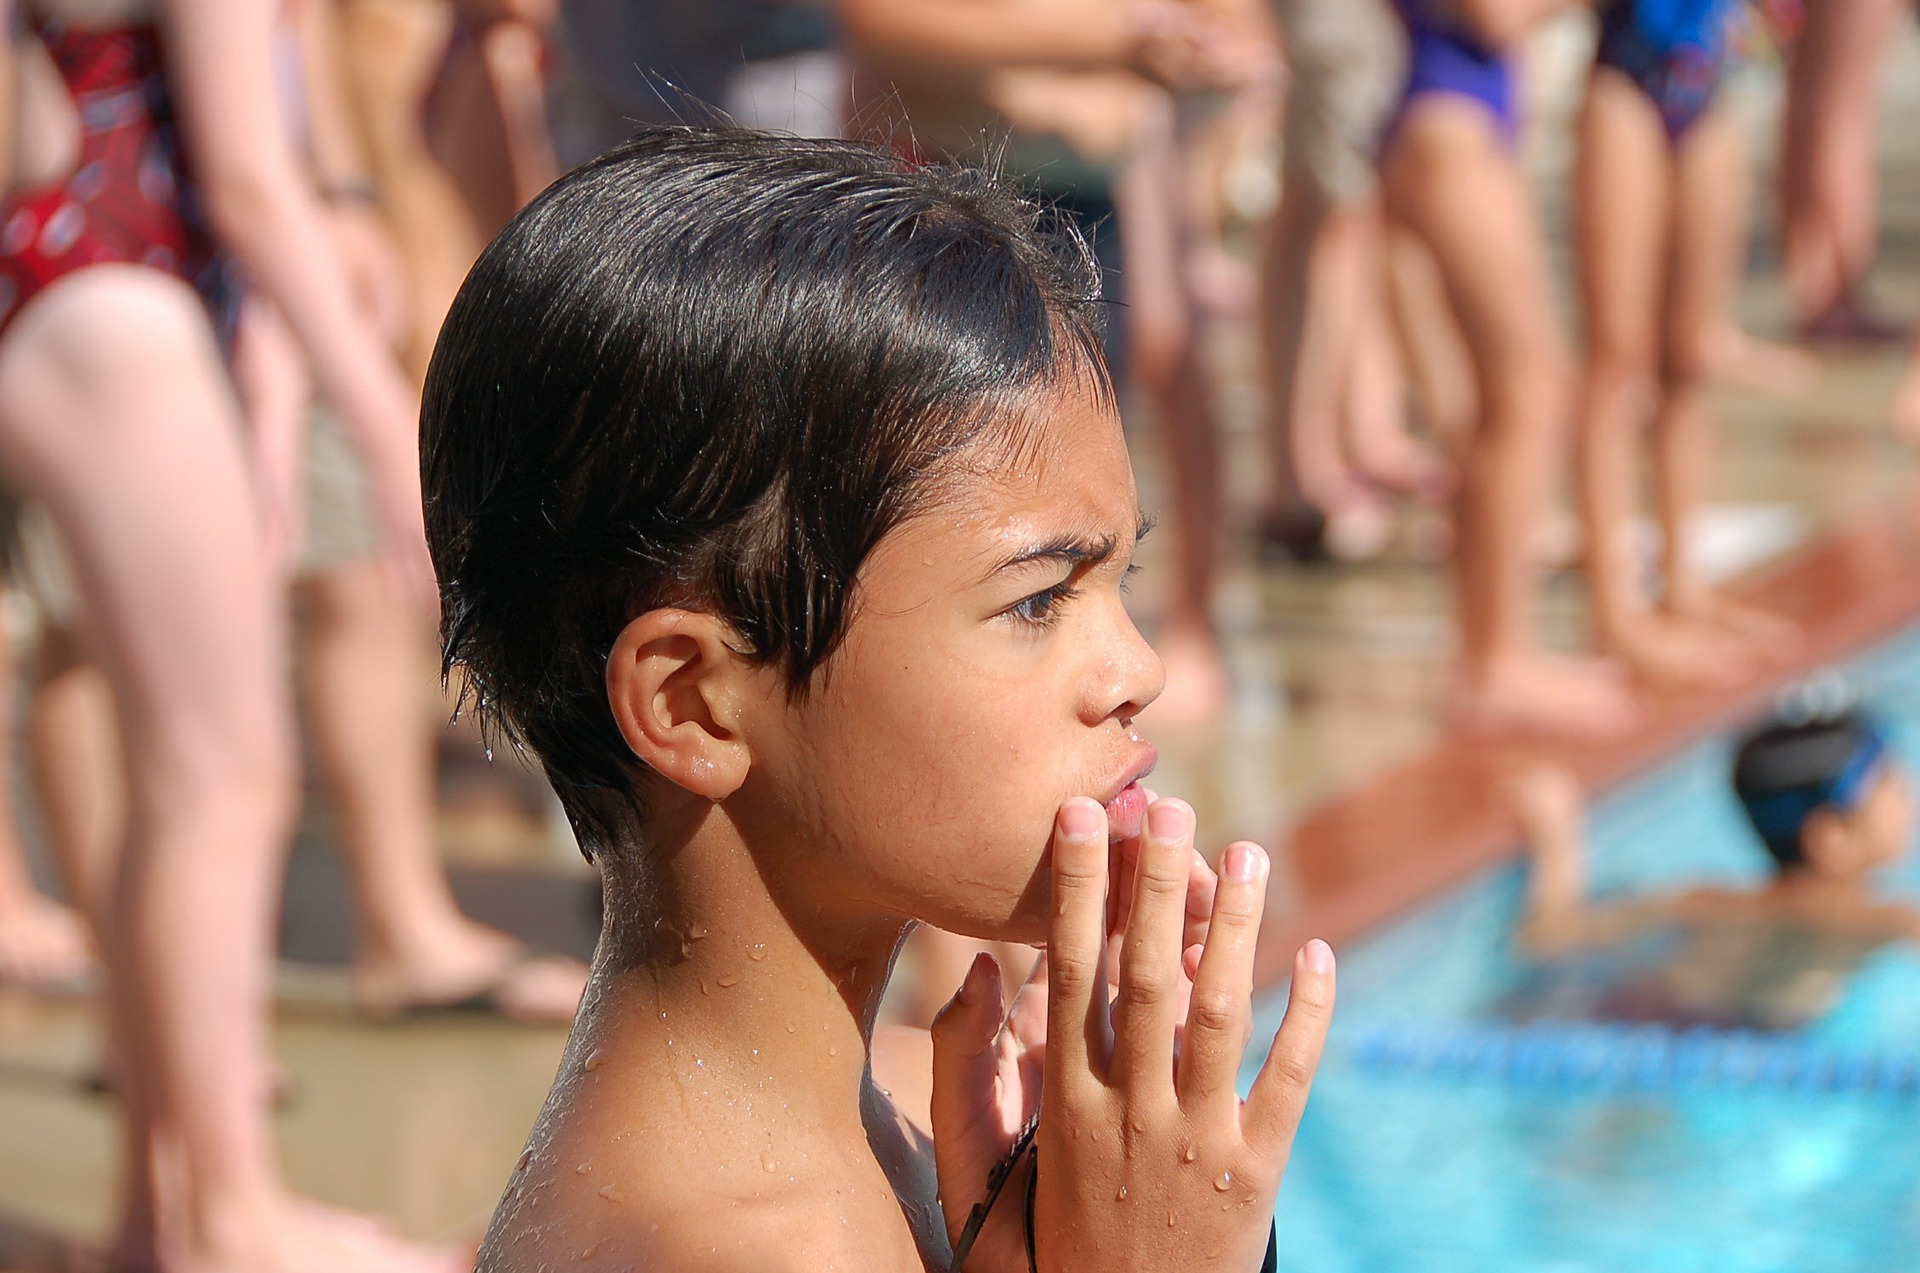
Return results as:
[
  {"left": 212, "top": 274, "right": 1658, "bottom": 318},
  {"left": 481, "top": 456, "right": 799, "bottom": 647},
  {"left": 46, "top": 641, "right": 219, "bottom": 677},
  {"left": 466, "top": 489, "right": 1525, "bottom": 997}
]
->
[{"left": 952, "top": 1113, "right": 1279, "bottom": 1273}]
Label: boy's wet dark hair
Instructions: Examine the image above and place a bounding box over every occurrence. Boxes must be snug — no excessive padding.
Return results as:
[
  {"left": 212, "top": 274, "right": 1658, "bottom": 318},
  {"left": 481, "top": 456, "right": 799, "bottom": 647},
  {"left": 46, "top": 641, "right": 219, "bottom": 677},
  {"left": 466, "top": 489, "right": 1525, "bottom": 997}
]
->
[
  {"left": 1731, "top": 710, "right": 1889, "bottom": 870},
  {"left": 421, "top": 126, "right": 1110, "bottom": 863}
]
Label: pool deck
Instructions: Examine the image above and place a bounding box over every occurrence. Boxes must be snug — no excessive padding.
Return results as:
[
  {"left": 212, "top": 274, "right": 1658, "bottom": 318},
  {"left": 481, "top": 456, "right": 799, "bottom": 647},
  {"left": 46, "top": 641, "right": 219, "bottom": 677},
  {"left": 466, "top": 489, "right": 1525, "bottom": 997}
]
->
[{"left": 1257, "top": 484, "right": 1920, "bottom": 988}]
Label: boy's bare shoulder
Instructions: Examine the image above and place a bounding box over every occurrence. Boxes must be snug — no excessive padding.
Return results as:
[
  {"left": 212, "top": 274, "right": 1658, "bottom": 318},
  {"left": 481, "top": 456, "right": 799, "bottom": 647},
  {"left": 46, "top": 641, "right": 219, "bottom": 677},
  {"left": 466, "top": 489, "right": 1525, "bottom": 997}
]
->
[
  {"left": 479, "top": 1149, "right": 921, "bottom": 1273},
  {"left": 477, "top": 1072, "right": 940, "bottom": 1273}
]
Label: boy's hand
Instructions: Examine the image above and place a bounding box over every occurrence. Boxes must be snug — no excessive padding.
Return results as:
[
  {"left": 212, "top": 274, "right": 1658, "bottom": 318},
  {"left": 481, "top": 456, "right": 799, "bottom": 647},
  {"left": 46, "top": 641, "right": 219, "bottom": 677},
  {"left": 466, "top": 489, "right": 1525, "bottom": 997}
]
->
[
  {"left": 1038, "top": 796, "right": 1332, "bottom": 1271},
  {"left": 928, "top": 791, "right": 1218, "bottom": 1271}
]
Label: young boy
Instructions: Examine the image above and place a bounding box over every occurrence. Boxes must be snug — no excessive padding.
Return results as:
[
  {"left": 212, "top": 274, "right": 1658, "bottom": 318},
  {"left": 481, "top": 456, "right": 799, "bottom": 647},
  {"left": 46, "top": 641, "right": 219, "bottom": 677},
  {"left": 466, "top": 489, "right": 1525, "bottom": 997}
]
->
[
  {"left": 421, "top": 127, "right": 1336, "bottom": 1271},
  {"left": 1513, "top": 709, "right": 1917, "bottom": 1030}
]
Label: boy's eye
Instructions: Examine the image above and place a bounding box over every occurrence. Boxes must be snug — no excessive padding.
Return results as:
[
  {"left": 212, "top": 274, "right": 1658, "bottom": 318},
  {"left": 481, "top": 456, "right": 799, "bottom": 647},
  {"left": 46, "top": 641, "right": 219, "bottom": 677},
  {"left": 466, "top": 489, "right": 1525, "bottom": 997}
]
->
[{"left": 1007, "top": 581, "right": 1076, "bottom": 628}]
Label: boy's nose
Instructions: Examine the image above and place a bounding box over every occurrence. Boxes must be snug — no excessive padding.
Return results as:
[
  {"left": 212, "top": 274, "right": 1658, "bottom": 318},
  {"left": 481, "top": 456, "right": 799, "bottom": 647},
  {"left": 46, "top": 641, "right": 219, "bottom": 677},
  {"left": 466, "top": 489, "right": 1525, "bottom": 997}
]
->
[{"left": 1083, "top": 606, "right": 1165, "bottom": 724}]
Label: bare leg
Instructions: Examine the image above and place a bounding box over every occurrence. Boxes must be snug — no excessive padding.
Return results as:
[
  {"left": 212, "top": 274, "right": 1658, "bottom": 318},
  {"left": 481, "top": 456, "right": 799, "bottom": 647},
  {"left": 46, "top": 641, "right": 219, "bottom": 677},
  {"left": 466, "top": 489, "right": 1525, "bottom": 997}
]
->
[
  {"left": 0, "top": 605, "right": 95, "bottom": 990},
  {"left": 1574, "top": 74, "right": 1752, "bottom": 688},
  {"left": 1385, "top": 226, "right": 1477, "bottom": 462},
  {"left": 1117, "top": 96, "right": 1228, "bottom": 725},
  {"left": 1660, "top": 106, "right": 1801, "bottom": 657},
  {"left": 298, "top": 557, "right": 583, "bottom": 1022},
  {"left": 1382, "top": 100, "right": 1634, "bottom": 736},
  {"left": 1781, "top": 0, "right": 1904, "bottom": 336},
  {"left": 25, "top": 625, "right": 120, "bottom": 927},
  {"left": 1340, "top": 208, "right": 1449, "bottom": 501},
  {"left": 0, "top": 266, "right": 458, "bottom": 1273},
  {"left": 1505, "top": 762, "right": 1590, "bottom": 954}
]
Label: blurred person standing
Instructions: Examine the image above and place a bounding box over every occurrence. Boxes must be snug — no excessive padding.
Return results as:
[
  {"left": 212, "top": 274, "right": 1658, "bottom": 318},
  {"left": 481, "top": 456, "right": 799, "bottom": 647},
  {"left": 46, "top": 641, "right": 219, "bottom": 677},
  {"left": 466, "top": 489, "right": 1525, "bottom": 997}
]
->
[
  {"left": 1378, "top": 0, "right": 1638, "bottom": 736},
  {"left": 1258, "top": 0, "right": 1453, "bottom": 564},
  {"left": 1571, "top": 0, "right": 1802, "bottom": 691},
  {"left": 841, "top": 0, "right": 1274, "bottom": 726},
  {"left": 837, "top": 0, "right": 1270, "bottom": 1022},
  {"left": 0, "top": 1, "right": 459, "bottom": 1268}
]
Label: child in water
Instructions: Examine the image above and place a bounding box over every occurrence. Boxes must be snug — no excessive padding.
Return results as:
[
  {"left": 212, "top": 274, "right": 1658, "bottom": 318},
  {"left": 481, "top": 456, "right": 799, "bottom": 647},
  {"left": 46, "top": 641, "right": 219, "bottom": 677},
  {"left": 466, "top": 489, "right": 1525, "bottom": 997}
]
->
[
  {"left": 1512, "top": 708, "right": 1917, "bottom": 1030},
  {"left": 422, "top": 127, "right": 1336, "bottom": 1271}
]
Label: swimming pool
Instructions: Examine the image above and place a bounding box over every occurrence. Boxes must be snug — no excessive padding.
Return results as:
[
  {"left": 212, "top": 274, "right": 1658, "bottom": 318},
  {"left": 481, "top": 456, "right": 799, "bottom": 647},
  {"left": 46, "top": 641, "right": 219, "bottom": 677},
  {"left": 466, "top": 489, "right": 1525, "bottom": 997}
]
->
[{"left": 1252, "top": 630, "right": 1920, "bottom": 1272}]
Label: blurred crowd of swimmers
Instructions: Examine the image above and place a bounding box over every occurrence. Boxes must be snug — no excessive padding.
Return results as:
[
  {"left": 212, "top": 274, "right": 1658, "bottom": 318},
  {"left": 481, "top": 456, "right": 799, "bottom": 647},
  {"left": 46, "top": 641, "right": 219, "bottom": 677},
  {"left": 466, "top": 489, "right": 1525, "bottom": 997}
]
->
[{"left": 1, "top": 0, "right": 1918, "bottom": 1268}]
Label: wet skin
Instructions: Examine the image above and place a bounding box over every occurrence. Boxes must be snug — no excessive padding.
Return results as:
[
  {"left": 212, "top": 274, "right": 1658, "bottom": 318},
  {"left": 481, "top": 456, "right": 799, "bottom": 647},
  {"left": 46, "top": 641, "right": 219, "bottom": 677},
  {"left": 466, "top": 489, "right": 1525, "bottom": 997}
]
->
[{"left": 476, "top": 380, "right": 1175, "bottom": 1270}]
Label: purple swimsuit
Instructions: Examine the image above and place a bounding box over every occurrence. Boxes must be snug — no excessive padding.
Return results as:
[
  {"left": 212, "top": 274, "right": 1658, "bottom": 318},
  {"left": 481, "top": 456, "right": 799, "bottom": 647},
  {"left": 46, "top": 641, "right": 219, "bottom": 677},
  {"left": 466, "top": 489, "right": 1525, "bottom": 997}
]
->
[{"left": 1386, "top": 0, "right": 1521, "bottom": 147}]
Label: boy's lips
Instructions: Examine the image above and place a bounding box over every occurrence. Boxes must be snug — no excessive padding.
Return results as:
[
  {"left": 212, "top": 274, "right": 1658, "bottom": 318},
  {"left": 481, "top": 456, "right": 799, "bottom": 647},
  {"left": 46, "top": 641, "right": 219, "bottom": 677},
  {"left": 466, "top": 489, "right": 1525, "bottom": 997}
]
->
[{"left": 1099, "top": 749, "right": 1159, "bottom": 842}]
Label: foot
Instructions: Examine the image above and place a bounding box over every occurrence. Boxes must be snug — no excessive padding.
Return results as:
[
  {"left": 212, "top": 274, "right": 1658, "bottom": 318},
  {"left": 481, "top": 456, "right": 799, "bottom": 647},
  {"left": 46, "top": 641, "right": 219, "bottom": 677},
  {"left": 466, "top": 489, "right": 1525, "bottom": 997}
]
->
[
  {"left": 1606, "top": 609, "right": 1759, "bottom": 690},
  {"left": 1448, "top": 653, "right": 1638, "bottom": 739},
  {"left": 1706, "top": 327, "right": 1821, "bottom": 397},
  {"left": 354, "top": 922, "right": 586, "bottom": 1024},
  {"left": 1345, "top": 428, "right": 1454, "bottom": 503},
  {"left": 0, "top": 889, "right": 95, "bottom": 991},
  {"left": 1799, "top": 298, "right": 1908, "bottom": 347},
  {"left": 122, "top": 1193, "right": 469, "bottom": 1273},
  {"left": 1141, "top": 621, "right": 1230, "bottom": 728},
  {"left": 1252, "top": 488, "right": 1393, "bottom": 566},
  {"left": 1669, "top": 592, "right": 1802, "bottom": 662}
]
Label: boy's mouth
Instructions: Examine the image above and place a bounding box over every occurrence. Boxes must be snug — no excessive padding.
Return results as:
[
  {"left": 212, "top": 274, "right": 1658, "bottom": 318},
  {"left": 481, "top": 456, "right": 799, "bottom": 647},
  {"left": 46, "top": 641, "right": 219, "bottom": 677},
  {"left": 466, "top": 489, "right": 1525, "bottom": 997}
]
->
[
  {"left": 1105, "top": 781, "right": 1148, "bottom": 842},
  {"left": 1100, "top": 748, "right": 1158, "bottom": 841}
]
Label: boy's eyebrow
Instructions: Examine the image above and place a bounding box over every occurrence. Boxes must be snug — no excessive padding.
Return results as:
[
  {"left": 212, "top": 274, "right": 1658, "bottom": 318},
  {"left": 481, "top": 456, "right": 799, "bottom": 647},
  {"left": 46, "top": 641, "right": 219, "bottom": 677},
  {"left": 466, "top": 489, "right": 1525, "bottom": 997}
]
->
[{"left": 989, "top": 512, "right": 1154, "bottom": 575}]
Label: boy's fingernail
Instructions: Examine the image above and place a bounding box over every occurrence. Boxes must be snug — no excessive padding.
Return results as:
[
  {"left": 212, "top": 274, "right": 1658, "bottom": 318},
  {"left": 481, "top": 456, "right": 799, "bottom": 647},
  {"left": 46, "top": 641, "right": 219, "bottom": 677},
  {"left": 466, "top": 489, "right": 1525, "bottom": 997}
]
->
[
  {"left": 1224, "top": 842, "right": 1263, "bottom": 882},
  {"left": 1059, "top": 799, "right": 1101, "bottom": 842},
  {"left": 1302, "top": 938, "right": 1334, "bottom": 975},
  {"left": 1146, "top": 799, "right": 1191, "bottom": 842}
]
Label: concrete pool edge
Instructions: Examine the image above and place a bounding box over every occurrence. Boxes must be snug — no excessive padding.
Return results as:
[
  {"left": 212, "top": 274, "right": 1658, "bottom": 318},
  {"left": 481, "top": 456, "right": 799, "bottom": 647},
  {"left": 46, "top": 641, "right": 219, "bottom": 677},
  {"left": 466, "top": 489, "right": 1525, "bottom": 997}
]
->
[{"left": 1255, "top": 486, "right": 1920, "bottom": 991}]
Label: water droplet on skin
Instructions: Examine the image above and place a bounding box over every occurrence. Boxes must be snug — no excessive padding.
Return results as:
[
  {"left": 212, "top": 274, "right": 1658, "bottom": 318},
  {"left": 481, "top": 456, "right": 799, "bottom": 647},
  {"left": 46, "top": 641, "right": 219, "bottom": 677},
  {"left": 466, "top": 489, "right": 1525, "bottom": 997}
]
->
[
  {"left": 1214, "top": 1171, "right": 1233, "bottom": 1192},
  {"left": 583, "top": 1048, "right": 607, "bottom": 1072},
  {"left": 598, "top": 1182, "right": 623, "bottom": 1202},
  {"left": 761, "top": 1149, "right": 778, "bottom": 1172},
  {"left": 574, "top": 1163, "right": 591, "bottom": 1175},
  {"left": 717, "top": 971, "right": 742, "bottom": 988},
  {"left": 1114, "top": 1186, "right": 1128, "bottom": 1201},
  {"left": 699, "top": 978, "right": 710, "bottom": 996},
  {"left": 516, "top": 1149, "right": 534, "bottom": 1173},
  {"left": 746, "top": 944, "right": 769, "bottom": 961},
  {"left": 1167, "top": 1210, "right": 1177, "bottom": 1227},
  {"left": 751, "top": 1049, "right": 760, "bottom": 1060},
  {"left": 1182, "top": 1145, "right": 1198, "bottom": 1164},
  {"left": 786, "top": 1023, "right": 796, "bottom": 1033},
  {"left": 828, "top": 1045, "right": 837, "bottom": 1057},
  {"left": 687, "top": 925, "right": 710, "bottom": 941}
]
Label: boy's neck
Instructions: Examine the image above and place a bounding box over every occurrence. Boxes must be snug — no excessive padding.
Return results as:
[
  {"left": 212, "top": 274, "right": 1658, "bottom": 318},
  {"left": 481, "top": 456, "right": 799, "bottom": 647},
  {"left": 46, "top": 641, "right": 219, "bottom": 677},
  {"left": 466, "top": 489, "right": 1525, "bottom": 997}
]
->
[{"left": 582, "top": 801, "right": 912, "bottom": 1134}]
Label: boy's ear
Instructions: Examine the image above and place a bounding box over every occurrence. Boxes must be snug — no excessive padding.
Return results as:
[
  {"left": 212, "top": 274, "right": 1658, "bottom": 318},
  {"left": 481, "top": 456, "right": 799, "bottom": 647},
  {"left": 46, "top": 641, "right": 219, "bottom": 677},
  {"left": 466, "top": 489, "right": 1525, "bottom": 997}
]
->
[
  {"left": 1799, "top": 806, "right": 1857, "bottom": 876},
  {"left": 605, "top": 609, "right": 753, "bottom": 801}
]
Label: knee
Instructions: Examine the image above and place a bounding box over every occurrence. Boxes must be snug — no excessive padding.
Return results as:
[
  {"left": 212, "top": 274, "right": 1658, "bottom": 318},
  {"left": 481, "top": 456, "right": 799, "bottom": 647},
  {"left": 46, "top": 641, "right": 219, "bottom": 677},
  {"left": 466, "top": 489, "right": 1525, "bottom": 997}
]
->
[
  {"left": 1584, "top": 344, "right": 1660, "bottom": 417},
  {"left": 1659, "top": 332, "right": 1712, "bottom": 389},
  {"left": 141, "top": 701, "right": 298, "bottom": 839}
]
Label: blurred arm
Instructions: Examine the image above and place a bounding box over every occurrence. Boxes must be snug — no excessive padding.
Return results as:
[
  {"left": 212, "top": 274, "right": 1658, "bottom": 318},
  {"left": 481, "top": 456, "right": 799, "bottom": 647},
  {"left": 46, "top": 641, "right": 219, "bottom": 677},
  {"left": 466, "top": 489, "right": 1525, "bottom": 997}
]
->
[
  {"left": 164, "top": 0, "right": 415, "bottom": 470},
  {"left": 837, "top": 0, "right": 1141, "bottom": 72}
]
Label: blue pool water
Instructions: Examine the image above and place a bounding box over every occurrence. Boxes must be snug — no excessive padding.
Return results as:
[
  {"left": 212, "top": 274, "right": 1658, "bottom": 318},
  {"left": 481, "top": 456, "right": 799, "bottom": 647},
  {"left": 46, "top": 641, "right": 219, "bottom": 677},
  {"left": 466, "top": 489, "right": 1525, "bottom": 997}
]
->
[{"left": 1252, "top": 631, "right": 1920, "bottom": 1272}]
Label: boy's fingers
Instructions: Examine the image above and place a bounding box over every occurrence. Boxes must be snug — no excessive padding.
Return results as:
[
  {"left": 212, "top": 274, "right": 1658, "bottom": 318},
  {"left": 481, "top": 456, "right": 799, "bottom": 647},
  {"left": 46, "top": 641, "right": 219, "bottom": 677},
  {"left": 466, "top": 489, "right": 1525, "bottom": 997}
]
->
[
  {"left": 1184, "top": 846, "right": 1219, "bottom": 950},
  {"left": 1109, "top": 799, "right": 1195, "bottom": 1096},
  {"left": 1175, "top": 842, "right": 1267, "bottom": 1112},
  {"left": 929, "top": 954, "right": 1011, "bottom": 1247},
  {"left": 1045, "top": 799, "right": 1112, "bottom": 1084},
  {"left": 1244, "top": 940, "right": 1336, "bottom": 1158}
]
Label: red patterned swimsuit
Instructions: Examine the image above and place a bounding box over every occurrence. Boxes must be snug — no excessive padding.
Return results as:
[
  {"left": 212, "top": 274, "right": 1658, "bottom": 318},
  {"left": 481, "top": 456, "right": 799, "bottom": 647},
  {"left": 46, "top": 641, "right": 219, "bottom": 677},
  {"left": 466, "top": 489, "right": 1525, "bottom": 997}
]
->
[{"left": 0, "top": 24, "right": 239, "bottom": 340}]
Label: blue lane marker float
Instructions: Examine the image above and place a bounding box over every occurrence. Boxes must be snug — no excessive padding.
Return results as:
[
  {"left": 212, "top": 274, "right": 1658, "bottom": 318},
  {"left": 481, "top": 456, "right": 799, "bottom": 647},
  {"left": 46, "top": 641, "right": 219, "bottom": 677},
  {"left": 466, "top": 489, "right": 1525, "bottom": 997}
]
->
[{"left": 1347, "top": 1021, "right": 1920, "bottom": 1095}]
